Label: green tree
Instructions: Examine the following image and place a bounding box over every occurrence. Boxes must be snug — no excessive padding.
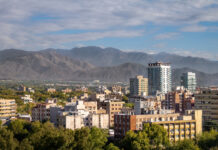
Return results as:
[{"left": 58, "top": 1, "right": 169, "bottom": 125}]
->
[
  {"left": 18, "top": 139, "right": 34, "bottom": 150},
  {"left": 168, "top": 139, "right": 199, "bottom": 150},
  {"left": 197, "top": 130, "right": 218, "bottom": 150},
  {"left": 121, "top": 123, "right": 169, "bottom": 150},
  {"left": 122, "top": 95, "right": 128, "bottom": 102},
  {"left": 105, "top": 143, "right": 120, "bottom": 150},
  {"left": 0, "top": 128, "right": 18, "bottom": 150},
  {"left": 143, "top": 123, "right": 169, "bottom": 149},
  {"left": 124, "top": 103, "right": 134, "bottom": 109},
  {"left": 74, "top": 127, "right": 108, "bottom": 150},
  {"left": 121, "top": 130, "right": 149, "bottom": 150},
  {"left": 8, "top": 120, "right": 30, "bottom": 142},
  {"left": 28, "top": 122, "right": 71, "bottom": 150}
]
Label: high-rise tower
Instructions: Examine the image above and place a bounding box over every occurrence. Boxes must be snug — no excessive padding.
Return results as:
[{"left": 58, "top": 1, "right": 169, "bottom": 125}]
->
[{"left": 148, "top": 62, "right": 172, "bottom": 95}]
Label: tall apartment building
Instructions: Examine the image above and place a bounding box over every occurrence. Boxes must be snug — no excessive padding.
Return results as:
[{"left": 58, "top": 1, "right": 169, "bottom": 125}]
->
[
  {"left": 181, "top": 72, "right": 197, "bottom": 93},
  {"left": 162, "top": 90, "right": 195, "bottom": 113},
  {"left": 130, "top": 75, "right": 148, "bottom": 96},
  {"left": 0, "top": 99, "right": 17, "bottom": 119},
  {"left": 99, "top": 100, "right": 124, "bottom": 127},
  {"left": 195, "top": 89, "right": 218, "bottom": 126},
  {"left": 148, "top": 62, "right": 172, "bottom": 95},
  {"left": 114, "top": 110, "right": 202, "bottom": 142}
]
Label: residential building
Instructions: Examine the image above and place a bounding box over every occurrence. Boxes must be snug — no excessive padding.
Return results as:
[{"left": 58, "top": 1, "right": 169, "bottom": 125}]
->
[
  {"left": 45, "top": 98, "right": 58, "bottom": 104},
  {"left": 47, "top": 88, "right": 56, "bottom": 93},
  {"left": 50, "top": 106, "right": 63, "bottom": 126},
  {"left": 181, "top": 72, "right": 197, "bottom": 93},
  {"left": 61, "top": 88, "right": 72, "bottom": 94},
  {"left": 18, "top": 114, "right": 32, "bottom": 121},
  {"left": 130, "top": 75, "right": 148, "bottom": 96},
  {"left": 162, "top": 90, "right": 195, "bottom": 113},
  {"left": 134, "top": 97, "right": 162, "bottom": 115},
  {"left": 91, "top": 93, "right": 105, "bottom": 102},
  {"left": 27, "top": 88, "right": 35, "bottom": 93},
  {"left": 148, "top": 62, "right": 172, "bottom": 95},
  {"left": 0, "top": 99, "right": 17, "bottom": 119},
  {"left": 111, "top": 85, "right": 122, "bottom": 95},
  {"left": 58, "top": 112, "right": 84, "bottom": 130},
  {"left": 195, "top": 89, "right": 218, "bottom": 126},
  {"left": 32, "top": 104, "right": 51, "bottom": 122},
  {"left": 76, "top": 86, "right": 88, "bottom": 92},
  {"left": 99, "top": 100, "right": 124, "bottom": 127},
  {"left": 32, "top": 102, "right": 56, "bottom": 122},
  {"left": 57, "top": 100, "right": 109, "bottom": 130},
  {"left": 86, "top": 114, "right": 109, "bottom": 129},
  {"left": 18, "top": 85, "right": 26, "bottom": 92},
  {"left": 84, "top": 101, "right": 97, "bottom": 114},
  {"left": 114, "top": 110, "right": 202, "bottom": 142},
  {"left": 21, "top": 95, "right": 33, "bottom": 104},
  {"left": 67, "top": 96, "right": 77, "bottom": 103},
  {"left": 79, "top": 93, "right": 89, "bottom": 100}
]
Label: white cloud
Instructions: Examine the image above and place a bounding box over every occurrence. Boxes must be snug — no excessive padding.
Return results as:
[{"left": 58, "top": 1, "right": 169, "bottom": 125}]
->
[
  {"left": 0, "top": 0, "right": 218, "bottom": 50},
  {"left": 172, "top": 50, "right": 218, "bottom": 61},
  {"left": 181, "top": 25, "right": 208, "bottom": 32},
  {"left": 154, "top": 32, "right": 179, "bottom": 40}
]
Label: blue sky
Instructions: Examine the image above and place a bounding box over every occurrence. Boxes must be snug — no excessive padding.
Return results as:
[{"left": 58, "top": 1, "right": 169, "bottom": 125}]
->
[{"left": 1, "top": 0, "right": 218, "bottom": 60}]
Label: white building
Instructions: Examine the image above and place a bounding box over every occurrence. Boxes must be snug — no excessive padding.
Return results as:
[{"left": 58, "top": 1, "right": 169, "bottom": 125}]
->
[
  {"left": 86, "top": 114, "right": 109, "bottom": 129},
  {"left": 148, "top": 62, "right": 172, "bottom": 95},
  {"left": 21, "top": 95, "right": 33, "bottom": 104},
  {"left": 57, "top": 100, "right": 109, "bottom": 130}
]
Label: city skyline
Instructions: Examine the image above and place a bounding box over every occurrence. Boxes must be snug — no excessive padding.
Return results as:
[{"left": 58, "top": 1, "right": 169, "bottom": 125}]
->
[{"left": 0, "top": 1, "right": 218, "bottom": 60}]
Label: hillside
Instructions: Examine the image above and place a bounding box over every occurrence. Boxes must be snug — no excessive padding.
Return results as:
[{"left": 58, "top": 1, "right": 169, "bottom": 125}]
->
[
  {"left": 0, "top": 48, "right": 217, "bottom": 86},
  {"left": 53, "top": 46, "right": 218, "bottom": 74},
  {"left": 0, "top": 49, "right": 94, "bottom": 80}
]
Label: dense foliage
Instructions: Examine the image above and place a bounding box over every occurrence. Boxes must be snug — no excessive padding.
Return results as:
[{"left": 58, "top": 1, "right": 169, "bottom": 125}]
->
[
  {"left": 1, "top": 120, "right": 218, "bottom": 150},
  {"left": 0, "top": 120, "right": 108, "bottom": 150}
]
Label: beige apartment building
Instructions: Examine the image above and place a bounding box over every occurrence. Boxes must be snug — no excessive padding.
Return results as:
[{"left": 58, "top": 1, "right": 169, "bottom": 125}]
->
[
  {"left": 84, "top": 101, "right": 97, "bottom": 114},
  {"left": 114, "top": 110, "right": 202, "bottom": 142},
  {"left": 99, "top": 100, "right": 124, "bottom": 127},
  {"left": 130, "top": 75, "right": 148, "bottom": 96},
  {"left": 0, "top": 99, "right": 17, "bottom": 119},
  {"left": 47, "top": 88, "right": 56, "bottom": 93}
]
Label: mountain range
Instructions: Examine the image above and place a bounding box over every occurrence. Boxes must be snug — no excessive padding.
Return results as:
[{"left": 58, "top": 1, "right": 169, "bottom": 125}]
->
[{"left": 0, "top": 46, "right": 217, "bottom": 86}]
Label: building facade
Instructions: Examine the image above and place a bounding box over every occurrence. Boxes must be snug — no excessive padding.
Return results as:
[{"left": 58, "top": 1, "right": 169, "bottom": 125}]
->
[
  {"left": 195, "top": 89, "right": 218, "bottom": 125},
  {"left": 32, "top": 104, "right": 51, "bottom": 122},
  {"left": 148, "top": 62, "right": 172, "bottom": 95},
  {"left": 0, "top": 99, "right": 17, "bottom": 119},
  {"left": 162, "top": 90, "right": 195, "bottom": 113},
  {"left": 130, "top": 75, "right": 148, "bottom": 96},
  {"left": 181, "top": 72, "right": 197, "bottom": 93},
  {"left": 114, "top": 110, "right": 202, "bottom": 142},
  {"left": 99, "top": 100, "right": 124, "bottom": 127}
]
